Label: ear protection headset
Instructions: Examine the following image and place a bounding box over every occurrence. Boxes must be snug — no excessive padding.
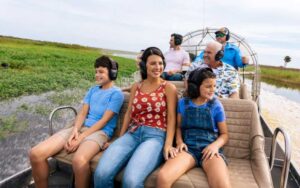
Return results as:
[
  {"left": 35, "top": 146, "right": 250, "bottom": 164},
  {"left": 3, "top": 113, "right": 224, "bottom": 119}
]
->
[
  {"left": 187, "top": 67, "right": 214, "bottom": 98},
  {"left": 108, "top": 58, "right": 118, "bottom": 80},
  {"left": 139, "top": 47, "right": 166, "bottom": 80},
  {"left": 187, "top": 69, "right": 200, "bottom": 99},
  {"left": 223, "top": 27, "right": 230, "bottom": 41},
  {"left": 215, "top": 49, "right": 224, "bottom": 61},
  {"left": 173, "top": 34, "right": 183, "bottom": 46}
]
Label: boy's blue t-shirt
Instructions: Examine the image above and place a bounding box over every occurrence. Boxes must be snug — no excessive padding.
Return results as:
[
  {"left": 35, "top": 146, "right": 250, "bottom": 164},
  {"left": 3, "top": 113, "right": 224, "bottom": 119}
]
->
[
  {"left": 177, "top": 98, "right": 225, "bottom": 132},
  {"left": 83, "top": 85, "right": 124, "bottom": 138}
]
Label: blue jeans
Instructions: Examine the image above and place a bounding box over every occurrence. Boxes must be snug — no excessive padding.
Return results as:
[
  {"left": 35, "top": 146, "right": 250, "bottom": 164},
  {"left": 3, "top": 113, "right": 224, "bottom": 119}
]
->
[
  {"left": 94, "top": 126, "right": 166, "bottom": 188},
  {"left": 162, "top": 72, "right": 183, "bottom": 81}
]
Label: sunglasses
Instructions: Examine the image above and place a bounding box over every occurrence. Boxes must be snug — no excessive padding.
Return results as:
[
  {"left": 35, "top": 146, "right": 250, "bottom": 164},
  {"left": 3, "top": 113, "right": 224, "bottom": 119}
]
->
[{"left": 215, "top": 32, "right": 226, "bottom": 38}]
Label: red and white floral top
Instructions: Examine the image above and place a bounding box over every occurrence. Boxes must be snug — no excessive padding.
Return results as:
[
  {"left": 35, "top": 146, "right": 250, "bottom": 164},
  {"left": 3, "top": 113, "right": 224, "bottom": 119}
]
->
[{"left": 130, "top": 81, "right": 167, "bottom": 131}]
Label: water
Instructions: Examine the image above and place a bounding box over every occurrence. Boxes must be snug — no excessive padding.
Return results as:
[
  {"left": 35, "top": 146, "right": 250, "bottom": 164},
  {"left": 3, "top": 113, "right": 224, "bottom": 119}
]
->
[
  {"left": 260, "top": 82, "right": 300, "bottom": 104},
  {"left": 113, "top": 53, "right": 137, "bottom": 60},
  {"left": 257, "top": 81, "right": 300, "bottom": 173},
  {"left": 0, "top": 89, "right": 86, "bottom": 180}
]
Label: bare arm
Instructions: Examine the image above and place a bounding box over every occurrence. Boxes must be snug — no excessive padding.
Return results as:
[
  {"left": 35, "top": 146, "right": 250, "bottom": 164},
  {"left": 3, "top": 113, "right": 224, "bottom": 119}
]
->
[
  {"left": 163, "top": 82, "right": 178, "bottom": 160},
  {"left": 175, "top": 114, "right": 184, "bottom": 145},
  {"left": 66, "top": 104, "right": 89, "bottom": 143},
  {"left": 119, "top": 83, "right": 138, "bottom": 136},
  {"left": 175, "top": 113, "right": 188, "bottom": 152},
  {"left": 80, "top": 110, "right": 115, "bottom": 138}
]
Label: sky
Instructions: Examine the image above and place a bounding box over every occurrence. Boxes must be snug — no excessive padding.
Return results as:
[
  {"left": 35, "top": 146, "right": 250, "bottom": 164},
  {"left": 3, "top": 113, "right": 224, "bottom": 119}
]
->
[{"left": 1, "top": 0, "right": 300, "bottom": 68}]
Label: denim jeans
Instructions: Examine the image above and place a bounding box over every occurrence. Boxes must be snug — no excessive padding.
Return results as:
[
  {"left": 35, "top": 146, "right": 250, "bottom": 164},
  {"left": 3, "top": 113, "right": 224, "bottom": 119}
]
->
[
  {"left": 182, "top": 98, "right": 223, "bottom": 167},
  {"left": 94, "top": 126, "right": 166, "bottom": 188},
  {"left": 162, "top": 72, "right": 183, "bottom": 81}
]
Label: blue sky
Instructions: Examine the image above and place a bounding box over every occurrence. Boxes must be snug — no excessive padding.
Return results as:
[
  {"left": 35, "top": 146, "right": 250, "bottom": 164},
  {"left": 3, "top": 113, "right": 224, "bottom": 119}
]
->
[{"left": 1, "top": 0, "right": 299, "bottom": 68}]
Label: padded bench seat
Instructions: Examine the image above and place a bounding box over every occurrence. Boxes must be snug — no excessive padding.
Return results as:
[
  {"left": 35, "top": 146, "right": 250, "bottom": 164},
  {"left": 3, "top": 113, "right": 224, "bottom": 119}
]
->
[{"left": 53, "top": 92, "right": 273, "bottom": 188}]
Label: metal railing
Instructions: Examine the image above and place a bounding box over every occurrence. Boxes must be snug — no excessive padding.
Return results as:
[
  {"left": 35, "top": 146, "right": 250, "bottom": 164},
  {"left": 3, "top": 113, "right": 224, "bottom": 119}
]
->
[
  {"left": 269, "top": 127, "right": 292, "bottom": 188},
  {"left": 48, "top": 106, "right": 77, "bottom": 136}
]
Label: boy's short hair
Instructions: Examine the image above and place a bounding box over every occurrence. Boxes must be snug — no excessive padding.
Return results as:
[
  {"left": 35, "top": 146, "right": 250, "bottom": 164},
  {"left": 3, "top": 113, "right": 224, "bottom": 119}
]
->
[
  {"left": 94, "top": 55, "right": 119, "bottom": 80},
  {"left": 94, "top": 55, "right": 117, "bottom": 70}
]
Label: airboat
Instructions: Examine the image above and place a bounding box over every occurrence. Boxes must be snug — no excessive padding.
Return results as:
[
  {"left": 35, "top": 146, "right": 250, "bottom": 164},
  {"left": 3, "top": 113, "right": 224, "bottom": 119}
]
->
[{"left": 0, "top": 28, "right": 299, "bottom": 188}]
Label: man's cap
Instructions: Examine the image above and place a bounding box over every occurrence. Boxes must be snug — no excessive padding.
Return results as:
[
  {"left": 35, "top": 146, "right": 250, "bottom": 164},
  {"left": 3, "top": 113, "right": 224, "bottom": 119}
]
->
[{"left": 215, "top": 27, "right": 228, "bottom": 35}]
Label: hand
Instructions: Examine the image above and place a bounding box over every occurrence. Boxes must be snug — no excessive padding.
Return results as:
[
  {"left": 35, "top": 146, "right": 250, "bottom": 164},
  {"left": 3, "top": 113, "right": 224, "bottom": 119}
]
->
[
  {"left": 242, "top": 56, "right": 249, "bottom": 65},
  {"left": 182, "top": 62, "right": 191, "bottom": 66},
  {"left": 176, "top": 142, "right": 188, "bottom": 152},
  {"left": 163, "top": 145, "right": 178, "bottom": 160},
  {"left": 167, "top": 70, "right": 175, "bottom": 75},
  {"left": 101, "top": 142, "right": 111, "bottom": 151},
  {"left": 67, "top": 127, "right": 79, "bottom": 146},
  {"left": 201, "top": 143, "right": 220, "bottom": 161},
  {"left": 64, "top": 134, "right": 82, "bottom": 153}
]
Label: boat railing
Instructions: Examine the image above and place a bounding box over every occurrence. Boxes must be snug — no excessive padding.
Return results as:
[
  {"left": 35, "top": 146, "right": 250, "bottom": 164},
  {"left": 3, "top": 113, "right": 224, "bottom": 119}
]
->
[
  {"left": 48, "top": 106, "right": 77, "bottom": 136},
  {"left": 269, "top": 127, "right": 292, "bottom": 188}
]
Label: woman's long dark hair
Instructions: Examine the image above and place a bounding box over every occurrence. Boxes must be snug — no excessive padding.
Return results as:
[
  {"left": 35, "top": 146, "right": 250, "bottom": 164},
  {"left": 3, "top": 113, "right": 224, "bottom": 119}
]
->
[{"left": 139, "top": 47, "right": 166, "bottom": 80}]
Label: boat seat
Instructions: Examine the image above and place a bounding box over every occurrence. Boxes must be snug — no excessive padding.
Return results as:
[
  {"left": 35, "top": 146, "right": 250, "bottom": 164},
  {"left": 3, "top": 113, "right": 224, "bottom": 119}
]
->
[
  {"left": 239, "top": 83, "right": 250, "bottom": 99},
  {"left": 53, "top": 93, "right": 273, "bottom": 188}
]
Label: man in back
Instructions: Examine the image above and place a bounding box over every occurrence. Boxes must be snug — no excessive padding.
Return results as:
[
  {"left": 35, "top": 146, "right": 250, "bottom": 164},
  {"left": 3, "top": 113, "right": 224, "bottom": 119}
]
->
[
  {"left": 162, "top": 33, "right": 190, "bottom": 81},
  {"left": 185, "top": 41, "right": 240, "bottom": 99},
  {"left": 194, "top": 27, "right": 249, "bottom": 70}
]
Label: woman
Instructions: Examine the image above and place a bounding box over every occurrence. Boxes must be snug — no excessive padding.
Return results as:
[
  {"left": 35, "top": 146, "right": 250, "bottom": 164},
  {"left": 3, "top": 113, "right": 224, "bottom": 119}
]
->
[
  {"left": 94, "top": 47, "right": 178, "bottom": 188},
  {"left": 29, "top": 56, "right": 124, "bottom": 188}
]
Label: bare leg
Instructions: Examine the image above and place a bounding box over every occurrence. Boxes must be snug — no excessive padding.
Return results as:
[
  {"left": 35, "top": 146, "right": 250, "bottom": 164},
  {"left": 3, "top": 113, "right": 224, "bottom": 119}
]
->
[
  {"left": 202, "top": 156, "right": 231, "bottom": 188},
  {"left": 72, "top": 140, "right": 100, "bottom": 188},
  {"left": 156, "top": 151, "right": 196, "bottom": 188},
  {"left": 29, "top": 134, "right": 66, "bottom": 188}
]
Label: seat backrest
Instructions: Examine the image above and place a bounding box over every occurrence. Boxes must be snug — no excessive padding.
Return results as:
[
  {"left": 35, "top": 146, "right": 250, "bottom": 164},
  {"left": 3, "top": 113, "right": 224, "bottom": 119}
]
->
[
  {"left": 239, "top": 83, "right": 250, "bottom": 99},
  {"left": 220, "top": 98, "right": 263, "bottom": 159},
  {"left": 112, "top": 92, "right": 130, "bottom": 138},
  {"left": 114, "top": 92, "right": 264, "bottom": 160}
]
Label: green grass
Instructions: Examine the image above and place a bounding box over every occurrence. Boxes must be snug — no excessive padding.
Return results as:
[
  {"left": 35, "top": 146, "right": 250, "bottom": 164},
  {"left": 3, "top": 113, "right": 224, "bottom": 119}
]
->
[
  {"left": 0, "top": 36, "right": 136, "bottom": 100},
  {"left": 244, "top": 65, "right": 300, "bottom": 89},
  {"left": 0, "top": 114, "right": 28, "bottom": 139}
]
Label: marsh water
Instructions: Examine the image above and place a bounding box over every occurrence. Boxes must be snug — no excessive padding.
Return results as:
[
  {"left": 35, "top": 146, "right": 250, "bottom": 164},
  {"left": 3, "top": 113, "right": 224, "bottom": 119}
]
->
[
  {"left": 257, "top": 81, "right": 300, "bottom": 173},
  {"left": 0, "top": 75, "right": 300, "bottom": 181}
]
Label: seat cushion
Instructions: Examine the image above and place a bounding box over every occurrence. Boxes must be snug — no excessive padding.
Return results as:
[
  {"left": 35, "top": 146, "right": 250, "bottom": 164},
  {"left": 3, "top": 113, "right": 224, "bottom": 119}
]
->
[{"left": 113, "top": 158, "right": 259, "bottom": 188}]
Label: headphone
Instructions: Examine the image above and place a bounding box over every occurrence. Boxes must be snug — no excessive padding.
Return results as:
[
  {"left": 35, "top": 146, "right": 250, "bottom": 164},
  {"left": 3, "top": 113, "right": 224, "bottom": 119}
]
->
[
  {"left": 224, "top": 27, "right": 230, "bottom": 41},
  {"left": 139, "top": 47, "right": 166, "bottom": 80},
  {"left": 108, "top": 58, "right": 118, "bottom": 80},
  {"left": 187, "top": 67, "right": 214, "bottom": 98},
  {"left": 172, "top": 33, "right": 183, "bottom": 46},
  {"left": 215, "top": 49, "right": 224, "bottom": 61}
]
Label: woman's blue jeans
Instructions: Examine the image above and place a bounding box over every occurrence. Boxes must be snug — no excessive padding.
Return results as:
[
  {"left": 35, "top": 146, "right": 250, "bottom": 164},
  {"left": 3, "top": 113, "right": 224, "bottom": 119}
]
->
[{"left": 94, "top": 126, "right": 166, "bottom": 188}]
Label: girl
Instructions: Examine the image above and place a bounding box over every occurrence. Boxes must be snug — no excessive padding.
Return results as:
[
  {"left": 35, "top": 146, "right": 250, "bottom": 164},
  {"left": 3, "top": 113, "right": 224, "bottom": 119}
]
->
[
  {"left": 29, "top": 56, "right": 124, "bottom": 188},
  {"left": 157, "top": 67, "right": 231, "bottom": 188},
  {"left": 94, "top": 47, "right": 178, "bottom": 188}
]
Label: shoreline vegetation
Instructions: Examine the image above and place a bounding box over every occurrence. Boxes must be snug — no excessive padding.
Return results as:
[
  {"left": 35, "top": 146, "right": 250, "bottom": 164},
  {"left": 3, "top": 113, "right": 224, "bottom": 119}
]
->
[
  {"left": 244, "top": 65, "right": 300, "bottom": 90},
  {"left": 0, "top": 36, "right": 137, "bottom": 101}
]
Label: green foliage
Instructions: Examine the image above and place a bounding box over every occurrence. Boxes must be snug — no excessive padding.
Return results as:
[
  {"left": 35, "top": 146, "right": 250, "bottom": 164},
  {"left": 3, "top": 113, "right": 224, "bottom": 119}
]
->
[
  {"left": 284, "top": 56, "right": 291, "bottom": 63},
  {"left": 34, "top": 104, "right": 53, "bottom": 116},
  {"left": 0, "top": 114, "right": 28, "bottom": 139},
  {"left": 284, "top": 55, "right": 291, "bottom": 67},
  {"left": 48, "top": 89, "right": 86, "bottom": 106},
  {"left": 0, "top": 36, "right": 136, "bottom": 100}
]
